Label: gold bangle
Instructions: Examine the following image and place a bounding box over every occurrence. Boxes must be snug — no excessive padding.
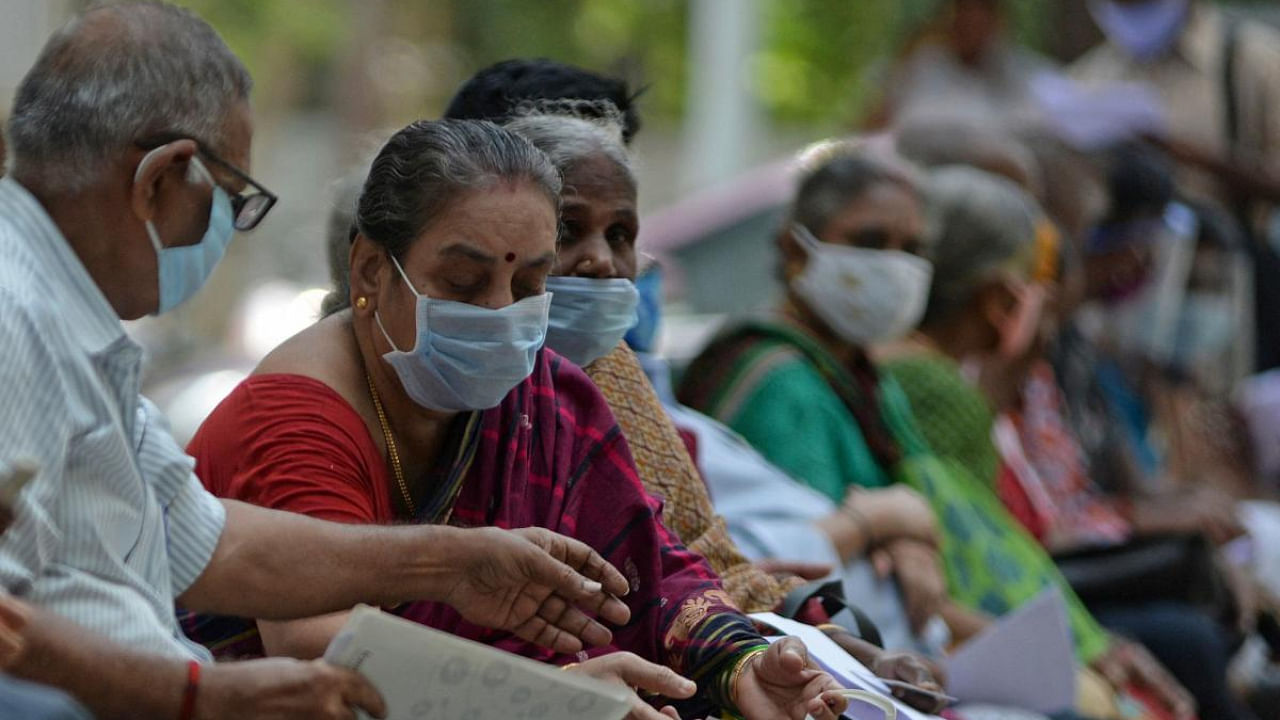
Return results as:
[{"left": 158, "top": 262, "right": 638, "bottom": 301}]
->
[
  {"left": 728, "top": 647, "right": 768, "bottom": 710},
  {"left": 816, "top": 623, "right": 849, "bottom": 636},
  {"left": 560, "top": 662, "right": 580, "bottom": 672}
]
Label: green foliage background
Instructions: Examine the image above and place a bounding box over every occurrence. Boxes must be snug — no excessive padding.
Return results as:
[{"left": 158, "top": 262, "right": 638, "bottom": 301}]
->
[{"left": 169, "top": 0, "right": 1270, "bottom": 130}]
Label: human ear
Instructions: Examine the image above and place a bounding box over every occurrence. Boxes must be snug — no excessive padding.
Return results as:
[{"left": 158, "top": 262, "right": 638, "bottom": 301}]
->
[
  {"left": 776, "top": 226, "right": 808, "bottom": 284},
  {"left": 129, "top": 140, "right": 199, "bottom": 225},
  {"left": 978, "top": 282, "right": 1018, "bottom": 341},
  {"left": 349, "top": 233, "right": 389, "bottom": 315}
]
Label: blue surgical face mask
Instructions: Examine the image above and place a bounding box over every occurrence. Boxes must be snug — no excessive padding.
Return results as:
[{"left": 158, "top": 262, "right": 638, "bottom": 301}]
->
[
  {"left": 376, "top": 254, "right": 551, "bottom": 411},
  {"left": 543, "top": 276, "right": 639, "bottom": 367},
  {"left": 137, "top": 151, "right": 235, "bottom": 314},
  {"left": 624, "top": 264, "right": 664, "bottom": 354},
  {"left": 1088, "top": 0, "right": 1190, "bottom": 60}
]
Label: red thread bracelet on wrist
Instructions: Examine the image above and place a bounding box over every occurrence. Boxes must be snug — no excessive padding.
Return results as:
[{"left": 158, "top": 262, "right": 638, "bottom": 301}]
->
[{"left": 178, "top": 660, "right": 200, "bottom": 720}]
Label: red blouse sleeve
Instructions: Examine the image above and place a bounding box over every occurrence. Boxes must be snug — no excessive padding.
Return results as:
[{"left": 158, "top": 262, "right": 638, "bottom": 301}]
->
[{"left": 188, "top": 374, "right": 394, "bottom": 524}]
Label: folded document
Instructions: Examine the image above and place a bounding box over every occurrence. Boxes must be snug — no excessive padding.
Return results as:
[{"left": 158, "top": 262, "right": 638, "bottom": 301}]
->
[{"left": 325, "top": 606, "right": 633, "bottom": 720}]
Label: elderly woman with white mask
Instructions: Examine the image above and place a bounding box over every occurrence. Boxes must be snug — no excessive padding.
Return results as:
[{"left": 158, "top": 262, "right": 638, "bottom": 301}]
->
[
  {"left": 682, "top": 149, "right": 1200, "bottom": 720},
  {"left": 187, "top": 118, "right": 851, "bottom": 720},
  {"left": 503, "top": 111, "right": 963, "bottom": 713}
]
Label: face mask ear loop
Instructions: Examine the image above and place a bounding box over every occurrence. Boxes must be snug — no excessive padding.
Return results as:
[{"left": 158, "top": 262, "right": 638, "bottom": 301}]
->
[
  {"left": 373, "top": 310, "right": 403, "bottom": 353},
  {"left": 387, "top": 252, "right": 425, "bottom": 298},
  {"left": 134, "top": 147, "right": 170, "bottom": 254},
  {"left": 186, "top": 155, "right": 216, "bottom": 186},
  {"left": 133, "top": 146, "right": 167, "bottom": 185},
  {"left": 376, "top": 253, "right": 426, "bottom": 354},
  {"left": 791, "top": 223, "right": 823, "bottom": 254}
]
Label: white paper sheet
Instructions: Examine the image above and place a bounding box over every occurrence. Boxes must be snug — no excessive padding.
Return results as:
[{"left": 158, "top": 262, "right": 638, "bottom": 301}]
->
[
  {"left": 324, "top": 606, "right": 633, "bottom": 720},
  {"left": 943, "top": 589, "right": 1076, "bottom": 714},
  {"left": 749, "top": 612, "right": 941, "bottom": 720}
]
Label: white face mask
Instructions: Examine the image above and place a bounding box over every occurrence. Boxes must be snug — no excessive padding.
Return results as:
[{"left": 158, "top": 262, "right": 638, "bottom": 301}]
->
[
  {"left": 789, "top": 224, "right": 934, "bottom": 345},
  {"left": 1087, "top": 0, "right": 1190, "bottom": 60},
  {"left": 376, "top": 254, "right": 551, "bottom": 412}
]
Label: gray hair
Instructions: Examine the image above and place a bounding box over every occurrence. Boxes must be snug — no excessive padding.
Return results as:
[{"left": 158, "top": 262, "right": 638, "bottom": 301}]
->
[
  {"left": 321, "top": 173, "right": 363, "bottom": 317},
  {"left": 7, "top": 1, "right": 252, "bottom": 192},
  {"left": 788, "top": 140, "right": 922, "bottom": 237},
  {"left": 327, "top": 120, "right": 560, "bottom": 314},
  {"left": 503, "top": 102, "right": 633, "bottom": 185},
  {"left": 921, "top": 165, "right": 1042, "bottom": 326},
  {"left": 895, "top": 117, "right": 1044, "bottom": 201}
]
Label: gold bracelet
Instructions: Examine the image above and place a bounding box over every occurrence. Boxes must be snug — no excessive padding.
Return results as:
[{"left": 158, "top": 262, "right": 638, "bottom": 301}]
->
[
  {"left": 816, "top": 623, "right": 849, "bottom": 637},
  {"left": 560, "top": 662, "right": 580, "bottom": 672},
  {"left": 727, "top": 647, "right": 768, "bottom": 710}
]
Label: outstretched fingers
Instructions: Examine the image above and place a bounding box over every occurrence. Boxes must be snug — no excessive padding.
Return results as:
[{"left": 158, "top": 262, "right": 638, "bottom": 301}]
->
[
  {"left": 512, "top": 612, "right": 582, "bottom": 655},
  {"left": 612, "top": 657, "right": 697, "bottom": 699},
  {"left": 522, "top": 540, "right": 630, "bottom": 627},
  {"left": 535, "top": 593, "right": 614, "bottom": 649}
]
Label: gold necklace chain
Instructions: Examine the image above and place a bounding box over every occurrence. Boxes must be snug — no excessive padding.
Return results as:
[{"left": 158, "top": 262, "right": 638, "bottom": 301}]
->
[{"left": 365, "top": 372, "right": 416, "bottom": 516}]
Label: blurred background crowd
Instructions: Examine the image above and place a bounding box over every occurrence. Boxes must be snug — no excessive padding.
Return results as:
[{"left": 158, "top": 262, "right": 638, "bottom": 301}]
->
[
  {"left": 0, "top": 0, "right": 1273, "bottom": 440},
  {"left": 5, "top": 0, "right": 1280, "bottom": 718}
]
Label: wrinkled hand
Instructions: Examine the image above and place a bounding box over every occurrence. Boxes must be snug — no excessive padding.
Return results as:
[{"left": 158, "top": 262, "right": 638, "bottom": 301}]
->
[
  {"left": 438, "top": 526, "right": 632, "bottom": 654},
  {"left": 567, "top": 652, "right": 696, "bottom": 720},
  {"left": 0, "top": 591, "right": 27, "bottom": 670},
  {"left": 1091, "top": 637, "right": 1196, "bottom": 720},
  {"left": 754, "top": 559, "right": 833, "bottom": 581},
  {"left": 848, "top": 486, "right": 939, "bottom": 547},
  {"left": 872, "top": 539, "right": 948, "bottom": 632},
  {"left": 733, "top": 638, "right": 848, "bottom": 720},
  {"left": 870, "top": 652, "right": 947, "bottom": 713},
  {"left": 196, "top": 658, "right": 386, "bottom": 720}
]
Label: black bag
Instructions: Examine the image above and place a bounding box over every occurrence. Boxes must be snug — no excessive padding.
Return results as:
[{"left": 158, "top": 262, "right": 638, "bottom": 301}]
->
[
  {"left": 1054, "top": 533, "right": 1236, "bottom": 625},
  {"left": 779, "top": 579, "right": 884, "bottom": 648}
]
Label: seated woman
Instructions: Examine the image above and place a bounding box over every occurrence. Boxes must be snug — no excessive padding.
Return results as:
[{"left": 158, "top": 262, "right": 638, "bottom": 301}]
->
[
  {"left": 886, "top": 165, "right": 1254, "bottom": 720},
  {"left": 501, "top": 108, "right": 950, "bottom": 711},
  {"left": 678, "top": 145, "right": 1194, "bottom": 720},
  {"left": 503, "top": 106, "right": 949, "bottom": 655},
  {"left": 444, "top": 62, "right": 805, "bottom": 613},
  {"left": 185, "top": 119, "right": 845, "bottom": 720}
]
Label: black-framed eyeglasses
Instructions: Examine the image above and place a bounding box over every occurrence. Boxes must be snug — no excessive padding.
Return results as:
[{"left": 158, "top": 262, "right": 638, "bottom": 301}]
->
[{"left": 135, "top": 134, "right": 277, "bottom": 232}]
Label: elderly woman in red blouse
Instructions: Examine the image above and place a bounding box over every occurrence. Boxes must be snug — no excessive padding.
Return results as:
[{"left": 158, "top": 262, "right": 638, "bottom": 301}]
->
[{"left": 184, "top": 119, "right": 846, "bottom": 720}]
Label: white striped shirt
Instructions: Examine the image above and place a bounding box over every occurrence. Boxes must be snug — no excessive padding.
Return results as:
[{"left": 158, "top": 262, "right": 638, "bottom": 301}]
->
[{"left": 0, "top": 177, "right": 226, "bottom": 660}]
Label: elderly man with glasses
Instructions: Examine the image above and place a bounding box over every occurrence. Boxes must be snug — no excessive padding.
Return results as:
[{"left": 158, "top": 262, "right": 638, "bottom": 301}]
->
[{"left": 0, "top": 4, "right": 632, "bottom": 720}]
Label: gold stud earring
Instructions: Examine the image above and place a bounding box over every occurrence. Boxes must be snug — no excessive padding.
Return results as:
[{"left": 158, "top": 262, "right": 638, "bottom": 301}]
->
[{"left": 355, "top": 296, "right": 368, "bottom": 309}]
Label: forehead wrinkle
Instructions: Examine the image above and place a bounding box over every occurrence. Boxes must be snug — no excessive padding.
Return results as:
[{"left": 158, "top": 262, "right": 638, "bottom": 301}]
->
[
  {"left": 439, "top": 243, "right": 496, "bottom": 264},
  {"left": 563, "top": 154, "right": 635, "bottom": 195}
]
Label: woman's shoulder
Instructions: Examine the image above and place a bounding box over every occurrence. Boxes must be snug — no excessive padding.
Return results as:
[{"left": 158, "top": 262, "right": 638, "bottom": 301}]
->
[
  {"left": 192, "top": 370, "right": 368, "bottom": 458},
  {"left": 877, "top": 349, "right": 965, "bottom": 394},
  {"left": 192, "top": 316, "right": 369, "bottom": 457},
  {"left": 678, "top": 320, "right": 821, "bottom": 417},
  {"left": 581, "top": 342, "right": 662, "bottom": 411},
  {"left": 254, "top": 312, "right": 363, "bottom": 399}
]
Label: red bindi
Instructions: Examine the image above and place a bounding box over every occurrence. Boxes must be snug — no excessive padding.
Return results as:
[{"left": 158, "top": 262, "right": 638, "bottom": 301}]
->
[{"left": 505, "top": 252, "right": 516, "bottom": 262}]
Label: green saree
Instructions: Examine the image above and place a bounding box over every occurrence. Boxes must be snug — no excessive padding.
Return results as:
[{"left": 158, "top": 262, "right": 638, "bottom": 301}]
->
[{"left": 679, "top": 319, "right": 1108, "bottom": 662}]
